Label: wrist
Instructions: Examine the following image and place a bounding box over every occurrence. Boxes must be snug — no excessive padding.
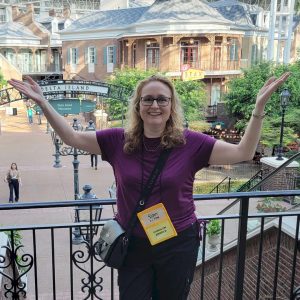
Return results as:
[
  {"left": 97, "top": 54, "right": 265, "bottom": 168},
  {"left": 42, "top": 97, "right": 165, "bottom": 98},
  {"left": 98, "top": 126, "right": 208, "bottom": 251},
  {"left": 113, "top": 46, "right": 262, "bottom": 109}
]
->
[{"left": 252, "top": 109, "right": 266, "bottom": 120}]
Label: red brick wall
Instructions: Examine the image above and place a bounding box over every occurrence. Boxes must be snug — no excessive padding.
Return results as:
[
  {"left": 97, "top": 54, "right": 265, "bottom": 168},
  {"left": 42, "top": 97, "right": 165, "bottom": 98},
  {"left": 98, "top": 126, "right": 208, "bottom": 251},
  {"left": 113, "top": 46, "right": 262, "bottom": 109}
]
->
[{"left": 190, "top": 228, "right": 300, "bottom": 299}]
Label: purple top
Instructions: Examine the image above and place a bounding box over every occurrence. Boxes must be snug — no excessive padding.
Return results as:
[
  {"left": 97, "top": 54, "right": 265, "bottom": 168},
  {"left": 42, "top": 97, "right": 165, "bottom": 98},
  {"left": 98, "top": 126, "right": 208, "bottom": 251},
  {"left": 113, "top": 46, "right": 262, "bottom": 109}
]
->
[{"left": 96, "top": 128, "right": 216, "bottom": 237}]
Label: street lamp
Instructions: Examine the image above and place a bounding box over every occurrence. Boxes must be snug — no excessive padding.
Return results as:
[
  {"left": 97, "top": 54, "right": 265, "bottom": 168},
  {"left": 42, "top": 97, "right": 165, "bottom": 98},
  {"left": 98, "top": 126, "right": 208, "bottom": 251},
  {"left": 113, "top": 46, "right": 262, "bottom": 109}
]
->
[
  {"left": 276, "top": 88, "right": 291, "bottom": 160},
  {"left": 74, "top": 184, "right": 103, "bottom": 242},
  {"left": 50, "top": 118, "right": 89, "bottom": 199}
]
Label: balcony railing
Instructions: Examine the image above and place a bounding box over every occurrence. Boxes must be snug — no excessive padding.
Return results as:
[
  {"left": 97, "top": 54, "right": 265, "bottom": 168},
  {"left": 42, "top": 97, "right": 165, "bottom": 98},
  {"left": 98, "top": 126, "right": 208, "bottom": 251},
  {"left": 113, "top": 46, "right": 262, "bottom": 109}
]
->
[{"left": 0, "top": 190, "right": 299, "bottom": 299}]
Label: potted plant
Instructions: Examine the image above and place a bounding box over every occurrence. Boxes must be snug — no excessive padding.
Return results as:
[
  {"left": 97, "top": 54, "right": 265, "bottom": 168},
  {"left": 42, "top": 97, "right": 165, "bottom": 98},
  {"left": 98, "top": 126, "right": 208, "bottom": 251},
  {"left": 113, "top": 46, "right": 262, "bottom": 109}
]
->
[{"left": 206, "top": 219, "right": 221, "bottom": 252}]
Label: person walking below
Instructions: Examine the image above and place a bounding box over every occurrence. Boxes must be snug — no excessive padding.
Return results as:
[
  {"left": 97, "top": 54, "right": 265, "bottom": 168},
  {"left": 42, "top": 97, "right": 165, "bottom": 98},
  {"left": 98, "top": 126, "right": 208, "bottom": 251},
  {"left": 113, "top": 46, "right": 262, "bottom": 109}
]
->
[
  {"left": 8, "top": 72, "right": 290, "bottom": 299},
  {"left": 90, "top": 154, "right": 98, "bottom": 170},
  {"left": 4, "top": 163, "right": 22, "bottom": 203},
  {"left": 27, "top": 107, "right": 33, "bottom": 124}
]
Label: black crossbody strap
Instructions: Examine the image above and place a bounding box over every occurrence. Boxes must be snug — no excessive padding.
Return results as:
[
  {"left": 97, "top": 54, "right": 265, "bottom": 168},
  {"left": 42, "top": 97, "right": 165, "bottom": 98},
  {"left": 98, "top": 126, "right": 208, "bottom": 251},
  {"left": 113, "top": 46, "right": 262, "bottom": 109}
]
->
[{"left": 125, "top": 148, "right": 172, "bottom": 237}]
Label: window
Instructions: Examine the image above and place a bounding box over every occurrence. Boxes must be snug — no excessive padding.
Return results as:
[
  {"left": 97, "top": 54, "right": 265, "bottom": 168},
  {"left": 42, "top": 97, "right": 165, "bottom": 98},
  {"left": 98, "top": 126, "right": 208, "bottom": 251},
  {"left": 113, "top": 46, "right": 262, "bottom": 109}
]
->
[
  {"left": 180, "top": 41, "right": 199, "bottom": 69},
  {"left": 87, "top": 47, "right": 96, "bottom": 64},
  {"left": 107, "top": 46, "right": 114, "bottom": 64},
  {"left": 67, "top": 48, "right": 78, "bottom": 65},
  {"left": 146, "top": 42, "right": 160, "bottom": 70},
  {"left": 228, "top": 39, "right": 239, "bottom": 61}
]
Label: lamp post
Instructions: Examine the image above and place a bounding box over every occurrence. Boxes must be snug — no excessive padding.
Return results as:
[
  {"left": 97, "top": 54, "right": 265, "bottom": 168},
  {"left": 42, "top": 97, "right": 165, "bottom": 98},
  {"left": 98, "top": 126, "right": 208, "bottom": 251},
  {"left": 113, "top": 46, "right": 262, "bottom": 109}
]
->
[
  {"left": 276, "top": 88, "right": 291, "bottom": 160},
  {"left": 74, "top": 184, "right": 103, "bottom": 242}
]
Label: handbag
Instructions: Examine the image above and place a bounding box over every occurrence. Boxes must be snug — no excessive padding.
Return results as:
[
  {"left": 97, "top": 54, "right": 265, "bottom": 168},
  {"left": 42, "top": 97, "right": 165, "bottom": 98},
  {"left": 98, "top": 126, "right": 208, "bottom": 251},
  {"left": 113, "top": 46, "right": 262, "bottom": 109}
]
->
[{"left": 96, "top": 148, "right": 172, "bottom": 269}]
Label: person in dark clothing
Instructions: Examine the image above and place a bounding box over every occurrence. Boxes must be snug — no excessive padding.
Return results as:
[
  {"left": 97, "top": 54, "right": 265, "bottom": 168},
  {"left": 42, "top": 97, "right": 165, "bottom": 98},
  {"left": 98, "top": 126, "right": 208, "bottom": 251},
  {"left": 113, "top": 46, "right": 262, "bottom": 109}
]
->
[
  {"left": 90, "top": 154, "right": 98, "bottom": 170},
  {"left": 4, "top": 163, "right": 22, "bottom": 203}
]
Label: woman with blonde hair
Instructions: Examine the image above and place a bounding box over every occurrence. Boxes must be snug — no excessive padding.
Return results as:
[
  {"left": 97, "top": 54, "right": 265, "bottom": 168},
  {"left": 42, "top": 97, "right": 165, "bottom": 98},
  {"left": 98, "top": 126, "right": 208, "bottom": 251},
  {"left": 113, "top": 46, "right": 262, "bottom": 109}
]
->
[
  {"left": 4, "top": 162, "right": 22, "bottom": 203},
  {"left": 8, "top": 72, "right": 289, "bottom": 299}
]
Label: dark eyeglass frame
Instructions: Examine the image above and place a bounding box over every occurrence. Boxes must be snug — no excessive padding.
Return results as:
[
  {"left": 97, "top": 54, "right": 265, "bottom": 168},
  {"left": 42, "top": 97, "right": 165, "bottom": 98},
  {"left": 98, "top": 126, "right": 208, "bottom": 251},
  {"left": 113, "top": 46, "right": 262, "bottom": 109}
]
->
[{"left": 140, "top": 96, "right": 171, "bottom": 107}]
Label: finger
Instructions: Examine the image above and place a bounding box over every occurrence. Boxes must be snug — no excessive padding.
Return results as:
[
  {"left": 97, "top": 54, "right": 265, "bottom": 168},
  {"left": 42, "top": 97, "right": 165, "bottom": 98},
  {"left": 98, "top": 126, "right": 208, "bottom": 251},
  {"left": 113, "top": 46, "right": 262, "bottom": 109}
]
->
[
  {"left": 262, "top": 76, "right": 276, "bottom": 88},
  {"left": 25, "top": 76, "right": 36, "bottom": 85}
]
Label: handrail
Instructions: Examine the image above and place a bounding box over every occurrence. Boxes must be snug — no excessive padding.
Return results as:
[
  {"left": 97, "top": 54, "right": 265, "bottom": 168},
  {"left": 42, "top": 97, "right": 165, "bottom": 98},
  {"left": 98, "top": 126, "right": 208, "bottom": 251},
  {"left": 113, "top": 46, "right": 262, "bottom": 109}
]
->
[
  {"left": 217, "top": 151, "right": 300, "bottom": 215},
  {"left": 235, "top": 170, "right": 262, "bottom": 192},
  {"left": 209, "top": 176, "right": 231, "bottom": 193}
]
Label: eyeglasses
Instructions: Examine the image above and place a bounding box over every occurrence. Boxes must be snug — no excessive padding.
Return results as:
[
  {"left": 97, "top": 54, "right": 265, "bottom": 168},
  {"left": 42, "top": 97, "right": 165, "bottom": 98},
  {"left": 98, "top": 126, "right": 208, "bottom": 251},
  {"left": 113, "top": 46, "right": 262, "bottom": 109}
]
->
[{"left": 140, "top": 95, "right": 171, "bottom": 107}]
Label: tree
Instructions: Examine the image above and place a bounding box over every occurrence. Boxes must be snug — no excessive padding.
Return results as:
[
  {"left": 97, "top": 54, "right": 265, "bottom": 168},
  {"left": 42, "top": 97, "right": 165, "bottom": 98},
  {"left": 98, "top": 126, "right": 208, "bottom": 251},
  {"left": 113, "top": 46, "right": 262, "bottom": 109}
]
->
[
  {"left": 225, "top": 61, "right": 300, "bottom": 148},
  {"left": 107, "top": 67, "right": 208, "bottom": 122}
]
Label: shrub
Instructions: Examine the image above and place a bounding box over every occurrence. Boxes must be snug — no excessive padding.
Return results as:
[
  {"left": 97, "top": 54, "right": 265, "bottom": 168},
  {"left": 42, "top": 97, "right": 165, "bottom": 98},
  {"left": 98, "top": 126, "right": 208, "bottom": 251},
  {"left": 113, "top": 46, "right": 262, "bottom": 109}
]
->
[{"left": 206, "top": 219, "right": 221, "bottom": 237}]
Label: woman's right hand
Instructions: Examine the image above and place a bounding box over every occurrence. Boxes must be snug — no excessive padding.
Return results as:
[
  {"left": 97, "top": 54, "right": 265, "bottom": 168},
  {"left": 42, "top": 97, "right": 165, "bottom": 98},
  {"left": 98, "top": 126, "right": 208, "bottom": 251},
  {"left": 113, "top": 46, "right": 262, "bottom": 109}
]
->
[{"left": 8, "top": 76, "right": 47, "bottom": 106}]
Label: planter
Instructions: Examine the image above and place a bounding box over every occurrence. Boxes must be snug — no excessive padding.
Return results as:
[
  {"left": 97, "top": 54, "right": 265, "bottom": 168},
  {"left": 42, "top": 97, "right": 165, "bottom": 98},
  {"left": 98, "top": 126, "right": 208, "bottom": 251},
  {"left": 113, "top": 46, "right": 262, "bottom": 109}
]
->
[{"left": 207, "top": 234, "right": 220, "bottom": 252}]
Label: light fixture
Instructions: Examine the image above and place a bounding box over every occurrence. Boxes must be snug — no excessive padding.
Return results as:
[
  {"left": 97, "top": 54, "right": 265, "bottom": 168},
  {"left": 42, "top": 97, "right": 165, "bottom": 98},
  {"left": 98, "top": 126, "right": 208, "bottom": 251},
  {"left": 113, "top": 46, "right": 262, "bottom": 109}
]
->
[
  {"left": 125, "top": 42, "right": 129, "bottom": 47},
  {"left": 146, "top": 40, "right": 151, "bottom": 46},
  {"left": 189, "top": 38, "right": 194, "bottom": 45}
]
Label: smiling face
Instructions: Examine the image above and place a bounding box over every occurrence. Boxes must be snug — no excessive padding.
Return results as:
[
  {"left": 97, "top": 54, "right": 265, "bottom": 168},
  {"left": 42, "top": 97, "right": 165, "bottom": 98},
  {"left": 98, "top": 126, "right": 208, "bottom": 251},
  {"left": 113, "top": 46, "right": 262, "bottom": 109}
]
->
[{"left": 139, "top": 81, "right": 172, "bottom": 137}]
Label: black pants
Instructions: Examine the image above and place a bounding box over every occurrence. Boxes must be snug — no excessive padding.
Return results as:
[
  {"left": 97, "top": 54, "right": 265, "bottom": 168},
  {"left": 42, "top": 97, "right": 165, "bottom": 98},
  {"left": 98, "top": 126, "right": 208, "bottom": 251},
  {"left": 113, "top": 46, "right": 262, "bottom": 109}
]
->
[
  {"left": 9, "top": 179, "right": 19, "bottom": 202},
  {"left": 118, "top": 223, "right": 200, "bottom": 300},
  {"left": 90, "top": 154, "right": 98, "bottom": 168}
]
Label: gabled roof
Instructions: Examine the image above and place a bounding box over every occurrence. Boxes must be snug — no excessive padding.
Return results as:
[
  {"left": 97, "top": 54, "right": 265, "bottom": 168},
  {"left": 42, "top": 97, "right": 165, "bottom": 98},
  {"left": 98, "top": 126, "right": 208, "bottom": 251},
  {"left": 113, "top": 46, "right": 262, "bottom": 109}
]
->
[
  {"left": 0, "top": 22, "right": 40, "bottom": 40},
  {"left": 62, "top": 6, "right": 149, "bottom": 32},
  {"left": 136, "top": 0, "right": 232, "bottom": 25}
]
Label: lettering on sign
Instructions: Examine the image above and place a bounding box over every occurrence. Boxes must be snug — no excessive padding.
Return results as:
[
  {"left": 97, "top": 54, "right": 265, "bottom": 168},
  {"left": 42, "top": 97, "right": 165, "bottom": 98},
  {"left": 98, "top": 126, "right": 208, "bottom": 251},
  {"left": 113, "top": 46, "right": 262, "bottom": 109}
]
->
[{"left": 40, "top": 84, "right": 109, "bottom": 96}]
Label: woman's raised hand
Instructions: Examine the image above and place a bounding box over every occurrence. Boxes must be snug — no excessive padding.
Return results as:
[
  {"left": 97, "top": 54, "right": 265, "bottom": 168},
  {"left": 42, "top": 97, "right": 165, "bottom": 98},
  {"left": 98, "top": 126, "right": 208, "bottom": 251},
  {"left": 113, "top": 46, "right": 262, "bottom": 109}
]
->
[
  {"left": 255, "top": 72, "right": 290, "bottom": 111},
  {"left": 8, "top": 76, "right": 46, "bottom": 106}
]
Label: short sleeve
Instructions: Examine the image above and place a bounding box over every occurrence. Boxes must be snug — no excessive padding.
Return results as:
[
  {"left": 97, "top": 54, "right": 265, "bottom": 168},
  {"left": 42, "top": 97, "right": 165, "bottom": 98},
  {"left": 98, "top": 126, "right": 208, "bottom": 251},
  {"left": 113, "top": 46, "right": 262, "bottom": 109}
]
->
[
  {"left": 185, "top": 130, "right": 217, "bottom": 171},
  {"left": 96, "top": 128, "right": 124, "bottom": 164}
]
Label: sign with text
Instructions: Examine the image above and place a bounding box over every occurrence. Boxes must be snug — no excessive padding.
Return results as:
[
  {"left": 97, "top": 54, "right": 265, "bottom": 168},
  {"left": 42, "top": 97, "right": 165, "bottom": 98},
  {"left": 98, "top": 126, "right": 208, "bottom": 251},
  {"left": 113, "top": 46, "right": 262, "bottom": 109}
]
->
[
  {"left": 39, "top": 82, "right": 109, "bottom": 97},
  {"left": 34, "top": 99, "right": 96, "bottom": 115},
  {"left": 181, "top": 68, "right": 205, "bottom": 81},
  {"left": 50, "top": 99, "right": 81, "bottom": 115}
]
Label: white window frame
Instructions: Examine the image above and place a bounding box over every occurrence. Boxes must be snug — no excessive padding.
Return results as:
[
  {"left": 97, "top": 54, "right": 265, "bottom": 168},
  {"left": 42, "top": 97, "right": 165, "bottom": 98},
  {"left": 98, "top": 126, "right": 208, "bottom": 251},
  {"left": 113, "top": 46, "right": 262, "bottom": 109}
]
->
[
  {"left": 88, "top": 47, "right": 96, "bottom": 64},
  {"left": 145, "top": 42, "right": 160, "bottom": 70}
]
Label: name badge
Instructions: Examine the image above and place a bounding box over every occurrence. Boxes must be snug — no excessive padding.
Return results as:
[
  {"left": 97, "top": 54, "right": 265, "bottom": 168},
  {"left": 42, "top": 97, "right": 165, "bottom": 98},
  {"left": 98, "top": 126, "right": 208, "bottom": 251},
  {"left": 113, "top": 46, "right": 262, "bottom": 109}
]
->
[{"left": 137, "top": 203, "right": 177, "bottom": 245}]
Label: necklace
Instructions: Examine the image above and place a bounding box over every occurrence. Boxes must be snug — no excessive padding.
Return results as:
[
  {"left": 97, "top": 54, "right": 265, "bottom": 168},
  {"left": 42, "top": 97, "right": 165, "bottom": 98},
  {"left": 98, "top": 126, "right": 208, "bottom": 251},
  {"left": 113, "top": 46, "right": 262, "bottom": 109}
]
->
[{"left": 143, "top": 139, "right": 161, "bottom": 152}]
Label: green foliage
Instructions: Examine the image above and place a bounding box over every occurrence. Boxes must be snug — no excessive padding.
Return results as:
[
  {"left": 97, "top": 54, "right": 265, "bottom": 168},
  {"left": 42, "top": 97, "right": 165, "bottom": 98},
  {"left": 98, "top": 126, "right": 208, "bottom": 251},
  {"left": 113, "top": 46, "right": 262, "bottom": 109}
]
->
[
  {"left": 173, "top": 79, "right": 207, "bottom": 121},
  {"left": 0, "top": 68, "right": 6, "bottom": 89},
  {"left": 256, "top": 197, "right": 287, "bottom": 212},
  {"left": 206, "top": 219, "right": 221, "bottom": 237},
  {"left": 106, "top": 68, "right": 208, "bottom": 122},
  {"left": 3, "top": 229, "right": 23, "bottom": 247},
  {"left": 225, "top": 61, "right": 300, "bottom": 147},
  {"left": 193, "top": 179, "right": 247, "bottom": 194}
]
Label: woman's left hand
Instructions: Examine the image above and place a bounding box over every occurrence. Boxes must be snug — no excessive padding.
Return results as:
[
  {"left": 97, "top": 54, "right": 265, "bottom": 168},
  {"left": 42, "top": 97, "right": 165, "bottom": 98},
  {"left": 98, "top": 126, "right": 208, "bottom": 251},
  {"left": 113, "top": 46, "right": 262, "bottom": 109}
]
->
[{"left": 255, "top": 72, "right": 290, "bottom": 111}]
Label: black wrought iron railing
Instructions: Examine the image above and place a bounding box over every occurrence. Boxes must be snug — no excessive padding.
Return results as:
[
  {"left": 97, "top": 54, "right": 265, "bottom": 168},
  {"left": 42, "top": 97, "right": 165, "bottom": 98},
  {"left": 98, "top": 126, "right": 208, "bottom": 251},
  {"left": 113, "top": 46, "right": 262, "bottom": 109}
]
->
[{"left": 0, "top": 190, "right": 299, "bottom": 300}]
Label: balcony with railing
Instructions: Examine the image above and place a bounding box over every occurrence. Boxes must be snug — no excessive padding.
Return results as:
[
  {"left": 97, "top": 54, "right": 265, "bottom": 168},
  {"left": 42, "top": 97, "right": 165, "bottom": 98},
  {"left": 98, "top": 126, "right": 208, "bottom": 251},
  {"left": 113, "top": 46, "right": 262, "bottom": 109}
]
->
[{"left": 0, "top": 189, "right": 299, "bottom": 300}]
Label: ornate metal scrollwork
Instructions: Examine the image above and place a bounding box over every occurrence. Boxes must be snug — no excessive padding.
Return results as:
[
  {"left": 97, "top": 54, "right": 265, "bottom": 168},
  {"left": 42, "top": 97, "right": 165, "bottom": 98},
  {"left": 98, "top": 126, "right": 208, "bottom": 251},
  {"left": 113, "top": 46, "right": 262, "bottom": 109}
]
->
[
  {"left": 0, "top": 245, "right": 33, "bottom": 299},
  {"left": 294, "top": 286, "right": 300, "bottom": 300},
  {"left": 72, "top": 241, "right": 105, "bottom": 300}
]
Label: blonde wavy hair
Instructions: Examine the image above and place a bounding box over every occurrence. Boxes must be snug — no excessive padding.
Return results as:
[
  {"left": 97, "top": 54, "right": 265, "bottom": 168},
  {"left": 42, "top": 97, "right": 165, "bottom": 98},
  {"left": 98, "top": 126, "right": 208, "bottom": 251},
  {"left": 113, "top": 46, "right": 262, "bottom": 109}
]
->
[{"left": 124, "top": 75, "right": 185, "bottom": 154}]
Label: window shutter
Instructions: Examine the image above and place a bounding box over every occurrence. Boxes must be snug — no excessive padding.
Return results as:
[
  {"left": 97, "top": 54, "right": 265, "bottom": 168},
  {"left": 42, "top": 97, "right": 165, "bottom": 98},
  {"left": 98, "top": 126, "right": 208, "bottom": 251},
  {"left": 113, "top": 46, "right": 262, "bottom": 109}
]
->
[
  {"left": 84, "top": 48, "right": 88, "bottom": 64},
  {"left": 94, "top": 47, "right": 97, "bottom": 65},
  {"left": 113, "top": 46, "right": 117, "bottom": 65},
  {"left": 67, "top": 48, "right": 70, "bottom": 65},
  {"left": 103, "top": 47, "right": 107, "bottom": 65}
]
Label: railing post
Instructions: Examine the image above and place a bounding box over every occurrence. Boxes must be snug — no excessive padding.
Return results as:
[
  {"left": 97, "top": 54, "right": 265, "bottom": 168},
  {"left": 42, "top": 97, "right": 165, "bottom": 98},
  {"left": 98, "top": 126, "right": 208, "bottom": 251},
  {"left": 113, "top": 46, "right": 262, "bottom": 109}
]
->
[{"left": 234, "top": 196, "right": 249, "bottom": 300}]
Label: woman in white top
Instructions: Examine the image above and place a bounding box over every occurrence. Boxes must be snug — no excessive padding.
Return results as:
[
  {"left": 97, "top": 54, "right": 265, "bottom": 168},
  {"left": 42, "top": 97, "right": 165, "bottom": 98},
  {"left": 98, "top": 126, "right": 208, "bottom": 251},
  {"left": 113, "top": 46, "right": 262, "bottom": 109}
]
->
[{"left": 4, "top": 163, "right": 22, "bottom": 203}]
